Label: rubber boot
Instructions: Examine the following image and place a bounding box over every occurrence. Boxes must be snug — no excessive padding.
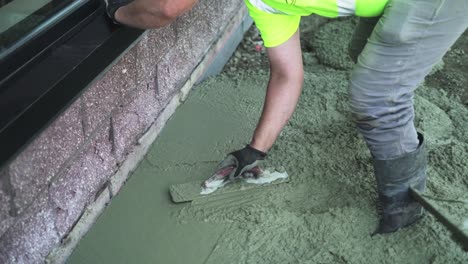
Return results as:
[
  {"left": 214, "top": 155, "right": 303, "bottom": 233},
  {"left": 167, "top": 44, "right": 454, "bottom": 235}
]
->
[{"left": 373, "top": 133, "right": 427, "bottom": 234}]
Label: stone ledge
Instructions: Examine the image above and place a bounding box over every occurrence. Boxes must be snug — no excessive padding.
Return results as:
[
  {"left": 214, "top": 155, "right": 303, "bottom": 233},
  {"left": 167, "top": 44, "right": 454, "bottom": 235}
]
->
[
  {"left": 0, "top": 1, "right": 249, "bottom": 263},
  {"left": 47, "top": 6, "right": 251, "bottom": 263},
  {"left": 1, "top": 98, "right": 84, "bottom": 219}
]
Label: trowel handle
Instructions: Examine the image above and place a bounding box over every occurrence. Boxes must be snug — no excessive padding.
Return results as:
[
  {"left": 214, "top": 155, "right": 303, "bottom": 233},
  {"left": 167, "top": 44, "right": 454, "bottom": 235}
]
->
[{"left": 409, "top": 187, "right": 468, "bottom": 252}]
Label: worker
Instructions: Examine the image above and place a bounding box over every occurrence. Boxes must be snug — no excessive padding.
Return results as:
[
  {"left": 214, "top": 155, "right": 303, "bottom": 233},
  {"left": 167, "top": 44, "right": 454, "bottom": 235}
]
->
[
  {"left": 103, "top": 0, "right": 198, "bottom": 28},
  {"left": 104, "top": 0, "right": 468, "bottom": 234},
  {"left": 204, "top": 0, "right": 468, "bottom": 234}
]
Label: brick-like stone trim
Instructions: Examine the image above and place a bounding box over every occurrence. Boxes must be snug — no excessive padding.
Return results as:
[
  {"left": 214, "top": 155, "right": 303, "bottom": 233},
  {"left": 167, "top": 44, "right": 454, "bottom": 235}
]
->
[{"left": 0, "top": 1, "right": 250, "bottom": 263}]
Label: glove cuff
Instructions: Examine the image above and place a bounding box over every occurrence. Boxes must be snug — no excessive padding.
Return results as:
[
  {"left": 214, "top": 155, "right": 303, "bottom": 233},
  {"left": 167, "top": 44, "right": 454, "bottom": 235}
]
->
[{"left": 246, "top": 144, "right": 267, "bottom": 158}]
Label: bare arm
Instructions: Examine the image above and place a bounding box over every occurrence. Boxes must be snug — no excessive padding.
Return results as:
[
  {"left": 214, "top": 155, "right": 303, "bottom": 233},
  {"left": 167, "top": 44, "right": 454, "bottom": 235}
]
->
[
  {"left": 202, "top": 30, "right": 303, "bottom": 186},
  {"left": 250, "top": 30, "right": 304, "bottom": 152},
  {"left": 115, "top": 0, "right": 198, "bottom": 29}
]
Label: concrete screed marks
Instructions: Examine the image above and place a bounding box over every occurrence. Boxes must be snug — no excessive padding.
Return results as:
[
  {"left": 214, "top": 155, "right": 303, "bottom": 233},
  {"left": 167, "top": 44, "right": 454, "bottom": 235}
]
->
[{"left": 173, "top": 18, "right": 468, "bottom": 263}]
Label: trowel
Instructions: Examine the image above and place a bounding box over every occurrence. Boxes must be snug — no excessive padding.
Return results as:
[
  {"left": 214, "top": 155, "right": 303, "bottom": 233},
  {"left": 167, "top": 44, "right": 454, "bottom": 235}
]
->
[
  {"left": 169, "top": 166, "right": 289, "bottom": 203},
  {"left": 410, "top": 187, "right": 468, "bottom": 252}
]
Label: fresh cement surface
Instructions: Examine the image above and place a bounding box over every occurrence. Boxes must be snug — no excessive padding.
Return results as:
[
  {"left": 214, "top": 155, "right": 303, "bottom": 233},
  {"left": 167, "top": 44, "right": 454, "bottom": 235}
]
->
[{"left": 68, "top": 18, "right": 468, "bottom": 263}]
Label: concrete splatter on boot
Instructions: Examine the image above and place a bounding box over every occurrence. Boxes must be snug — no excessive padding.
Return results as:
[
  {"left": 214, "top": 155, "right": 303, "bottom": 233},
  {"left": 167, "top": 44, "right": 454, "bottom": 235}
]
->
[{"left": 373, "top": 133, "right": 427, "bottom": 234}]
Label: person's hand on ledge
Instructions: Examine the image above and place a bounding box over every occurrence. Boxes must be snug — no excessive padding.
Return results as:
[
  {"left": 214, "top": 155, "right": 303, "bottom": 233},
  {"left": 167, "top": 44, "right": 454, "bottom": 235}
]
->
[{"left": 104, "top": 0, "right": 198, "bottom": 29}]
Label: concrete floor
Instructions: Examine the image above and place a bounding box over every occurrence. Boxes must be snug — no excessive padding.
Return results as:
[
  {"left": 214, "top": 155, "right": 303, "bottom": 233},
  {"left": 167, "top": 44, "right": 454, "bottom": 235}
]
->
[
  {"left": 67, "top": 92, "right": 242, "bottom": 263},
  {"left": 67, "top": 158, "right": 227, "bottom": 263},
  {"left": 66, "top": 19, "right": 468, "bottom": 264}
]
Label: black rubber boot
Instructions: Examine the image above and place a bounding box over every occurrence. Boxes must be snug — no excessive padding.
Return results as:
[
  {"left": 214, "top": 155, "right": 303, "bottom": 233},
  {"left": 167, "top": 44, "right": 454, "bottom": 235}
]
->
[
  {"left": 373, "top": 133, "right": 427, "bottom": 234},
  {"left": 104, "top": 0, "right": 132, "bottom": 24}
]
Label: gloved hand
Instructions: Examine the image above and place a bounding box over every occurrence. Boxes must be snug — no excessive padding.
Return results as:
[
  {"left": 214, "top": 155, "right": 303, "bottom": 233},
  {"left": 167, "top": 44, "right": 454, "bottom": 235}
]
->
[
  {"left": 104, "top": 0, "right": 132, "bottom": 24},
  {"left": 202, "top": 145, "right": 267, "bottom": 190}
]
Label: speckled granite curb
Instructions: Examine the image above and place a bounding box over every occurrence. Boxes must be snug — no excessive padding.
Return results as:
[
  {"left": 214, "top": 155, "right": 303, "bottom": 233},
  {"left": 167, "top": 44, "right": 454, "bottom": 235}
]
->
[{"left": 0, "top": 1, "right": 251, "bottom": 262}]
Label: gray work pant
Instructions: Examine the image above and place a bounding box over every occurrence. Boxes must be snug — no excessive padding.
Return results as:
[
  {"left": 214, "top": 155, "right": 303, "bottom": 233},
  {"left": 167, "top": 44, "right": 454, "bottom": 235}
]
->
[{"left": 348, "top": 0, "right": 468, "bottom": 159}]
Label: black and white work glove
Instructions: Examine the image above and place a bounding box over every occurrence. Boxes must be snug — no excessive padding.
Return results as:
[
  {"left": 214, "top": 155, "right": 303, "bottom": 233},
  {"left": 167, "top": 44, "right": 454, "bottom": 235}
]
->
[{"left": 202, "top": 145, "right": 267, "bottom": 190}]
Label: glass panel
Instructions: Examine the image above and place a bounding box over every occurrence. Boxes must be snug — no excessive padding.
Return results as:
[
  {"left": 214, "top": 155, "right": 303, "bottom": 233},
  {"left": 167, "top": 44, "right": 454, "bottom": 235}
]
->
[{"left": 0, "top": 0, "right": 85, "bottom": 59}]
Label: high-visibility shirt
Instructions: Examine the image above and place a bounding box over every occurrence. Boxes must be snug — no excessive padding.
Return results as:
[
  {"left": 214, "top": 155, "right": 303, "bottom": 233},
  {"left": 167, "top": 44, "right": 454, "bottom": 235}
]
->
[{"left": 246, "top": 0, "right": 388, "bottom": 47}]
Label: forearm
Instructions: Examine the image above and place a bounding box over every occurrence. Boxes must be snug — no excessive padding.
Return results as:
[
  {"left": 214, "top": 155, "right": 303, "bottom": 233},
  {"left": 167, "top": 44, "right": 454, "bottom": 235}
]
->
[
  {"left": 250, "top": 72, "right": 303, "bottom": 152},
  {"left": 115, "top": 0, "right": 198, "bottom": 29},
  {"left": 249, "top": 30, "right": 303, "bottom": 153}
]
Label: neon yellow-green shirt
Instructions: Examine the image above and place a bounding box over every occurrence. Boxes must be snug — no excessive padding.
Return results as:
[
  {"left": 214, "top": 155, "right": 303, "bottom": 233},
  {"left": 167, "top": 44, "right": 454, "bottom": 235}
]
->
[{"left": 246, "top": 0, "right": 388, "bottom": 47}]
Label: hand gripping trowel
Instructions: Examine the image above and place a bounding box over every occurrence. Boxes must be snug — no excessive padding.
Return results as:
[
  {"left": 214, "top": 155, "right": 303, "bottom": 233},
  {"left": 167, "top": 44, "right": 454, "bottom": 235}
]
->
[{"left": 169, "top": 165, "right": 289, "bottom": 203}]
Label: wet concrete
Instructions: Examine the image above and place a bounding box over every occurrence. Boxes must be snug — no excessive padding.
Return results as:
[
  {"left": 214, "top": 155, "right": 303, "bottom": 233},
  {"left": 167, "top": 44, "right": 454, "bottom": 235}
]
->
[
  {"left": 68, "top": 18, "right": 468, "bottom": 263},
  {"left": 66, "top": 159, "right": 228, "bottom": 263}
]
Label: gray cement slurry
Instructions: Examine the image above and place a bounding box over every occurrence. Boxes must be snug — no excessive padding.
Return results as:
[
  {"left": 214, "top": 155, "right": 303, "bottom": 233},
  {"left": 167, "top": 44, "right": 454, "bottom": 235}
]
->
[
  {"left": 66, "top": 91, "right": 247, "bottom": 263},
  {"left": 68, "top": 20, "right": 468, "bottom": 263},
  {"left": 67, "top": 74, "right": 266, "bottom": 263},
  {"left": 66, "top": 159, "right": 228, "bottom": 263},
  {"left": 69, "top": 72, "right": 468, "bottom": 263}
]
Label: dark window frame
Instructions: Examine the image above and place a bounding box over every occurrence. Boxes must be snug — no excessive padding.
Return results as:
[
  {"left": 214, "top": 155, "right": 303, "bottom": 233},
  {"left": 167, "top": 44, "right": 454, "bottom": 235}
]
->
[
  {"left": 0, "top": 0, "right": 80, "bottom": 63},
  {"left": 0, "top": 0, "right": 145, "bottom": 169}
]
